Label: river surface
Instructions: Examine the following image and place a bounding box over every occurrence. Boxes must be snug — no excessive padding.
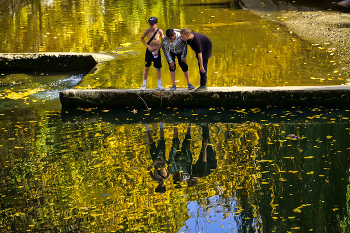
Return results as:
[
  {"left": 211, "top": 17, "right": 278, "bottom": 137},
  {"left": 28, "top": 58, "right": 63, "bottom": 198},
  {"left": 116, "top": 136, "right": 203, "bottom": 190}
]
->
[{"left": 1, "top": 0, "right": 350, "bottom": 232}]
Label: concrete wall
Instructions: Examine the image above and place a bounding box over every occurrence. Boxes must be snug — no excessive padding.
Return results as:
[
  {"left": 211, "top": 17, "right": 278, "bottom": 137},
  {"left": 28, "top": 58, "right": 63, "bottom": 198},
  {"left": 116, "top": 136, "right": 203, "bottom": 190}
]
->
[
  {"left": 0, "top": 53, "right": 116, "bottom": 72},
  {"left": 59, "top": 86, "right": 350, "bottom": 108}
]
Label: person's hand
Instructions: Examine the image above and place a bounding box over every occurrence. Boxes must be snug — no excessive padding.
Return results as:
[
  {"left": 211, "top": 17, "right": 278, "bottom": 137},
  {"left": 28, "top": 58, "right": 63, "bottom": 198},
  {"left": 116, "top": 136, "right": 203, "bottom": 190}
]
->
[
  {"left": 200, "top": 66, "right": 206, "bottom": 73},
  {"left": 148, "top": 46, "right": 153, "bottom": 52},
  {"left": 154, "top": 50, "right": 158, "bottom": 56},
  {"left": 181, "top": 58, "right": 187, "bottom": 64},
  {"left": 170, "top": 62, "right": 175, "bottom": 70}
]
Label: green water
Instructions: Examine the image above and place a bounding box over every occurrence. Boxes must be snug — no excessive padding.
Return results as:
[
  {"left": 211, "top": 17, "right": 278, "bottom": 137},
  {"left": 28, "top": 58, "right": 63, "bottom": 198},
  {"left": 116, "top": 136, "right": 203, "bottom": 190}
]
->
[{"left": 1, "top": 0, "right": 350, "bottom": 232}]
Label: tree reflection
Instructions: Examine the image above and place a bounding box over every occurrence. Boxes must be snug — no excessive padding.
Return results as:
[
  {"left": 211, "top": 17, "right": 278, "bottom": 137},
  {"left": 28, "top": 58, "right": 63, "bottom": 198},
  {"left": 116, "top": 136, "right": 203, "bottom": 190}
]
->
[{"left": 1, "top": 106, "right": 350, "bottom": 231}]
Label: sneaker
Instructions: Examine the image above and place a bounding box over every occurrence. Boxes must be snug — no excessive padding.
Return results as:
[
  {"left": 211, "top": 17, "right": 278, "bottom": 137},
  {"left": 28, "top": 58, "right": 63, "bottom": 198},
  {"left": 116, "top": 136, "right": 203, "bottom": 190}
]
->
[
  {"left": 170, "top": 84, "right": 176, "bottom": 91},
  {"left": 140, "top": 84, "right": 146, "bottom": 90},
  {"left": 156, "top": 83, "right": 165, "bottom": 91},
  {"left": 188, "top": 83, "right": 195, "bottom": 90},
  {"left": 194, "top": 85, "right": 207, "bottom": 91}
]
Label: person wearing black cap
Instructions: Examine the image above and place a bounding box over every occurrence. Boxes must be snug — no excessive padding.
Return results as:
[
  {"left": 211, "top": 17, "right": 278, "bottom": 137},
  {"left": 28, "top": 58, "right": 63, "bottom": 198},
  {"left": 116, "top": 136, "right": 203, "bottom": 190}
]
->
[{"left": 140, "top": 17, "right": 165, "bottom": 91}]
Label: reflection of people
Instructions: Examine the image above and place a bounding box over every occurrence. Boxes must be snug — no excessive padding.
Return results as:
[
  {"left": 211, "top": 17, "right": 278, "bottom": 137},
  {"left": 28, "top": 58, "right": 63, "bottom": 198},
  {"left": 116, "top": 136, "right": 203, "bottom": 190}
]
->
[
  {"left": 162, "top": 29, "right": 195, "bottom": 91},
  {"left": 188, "top": 124, "right": 217, "bottom": 187},
  {"left": 140, "top": 17, "right": 165, "bottom": 91},
  {"left": 181, "top": 27, "right": 212, "bottom": 91},
  {"left": 168, "top": 124, "right": 193, "bottom": 187},
  {"left": 145, "top": 123, "right": 169, "bottom": 193}
]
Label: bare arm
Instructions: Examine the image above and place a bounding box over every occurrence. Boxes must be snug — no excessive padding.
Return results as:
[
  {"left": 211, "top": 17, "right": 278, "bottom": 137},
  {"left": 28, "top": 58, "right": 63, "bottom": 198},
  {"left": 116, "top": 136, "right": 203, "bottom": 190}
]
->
[
  {"left": 140, "top": 29, "right": 153, "bottom": 52},
  {"left": 202, "top": 140, "right": 208, "bottom": 162},
  {"left": 147, "top": 160, "right": 158, "bottom": 170},
  {"left": 197, "top": 52, "right": 205, "bottom": 73},
  {"left": 181, "top": 41, "right": 187, "bottom": 63},
  {"left": 154, "top": 29, "right": 164, "bottom": 56}
]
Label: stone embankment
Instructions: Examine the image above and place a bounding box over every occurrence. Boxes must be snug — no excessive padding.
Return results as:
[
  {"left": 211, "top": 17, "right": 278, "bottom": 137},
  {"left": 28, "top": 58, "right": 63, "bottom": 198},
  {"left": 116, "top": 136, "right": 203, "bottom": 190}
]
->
[
  {"left": 59, "top": 86, "right": 350, "bottom": 108},
  {"left": 0, "top": 53, "right": 116, "bottom": 71},
  {"left": 241, "top": 0, "right": 350, "bottom": 77}
]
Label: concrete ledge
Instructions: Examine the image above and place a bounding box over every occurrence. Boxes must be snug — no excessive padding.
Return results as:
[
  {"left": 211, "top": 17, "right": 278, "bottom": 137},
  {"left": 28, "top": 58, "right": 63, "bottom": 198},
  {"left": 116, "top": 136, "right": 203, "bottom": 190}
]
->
[
  {"left": 0, "top": 53, "right": 116, "bottom": 71},
  {"left": 59, "top": 86, "right": 350, "bottom": 108}
]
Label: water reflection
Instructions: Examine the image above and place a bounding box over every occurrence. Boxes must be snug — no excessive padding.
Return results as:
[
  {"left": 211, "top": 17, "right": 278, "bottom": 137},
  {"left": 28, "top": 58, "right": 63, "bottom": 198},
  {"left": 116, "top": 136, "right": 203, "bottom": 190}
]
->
[
  {"left": 187, "top": 124, "right": 218, "bottom": 188},
  {"left": 145, "top": 123, "right": 170, "bottom": 193},
  {"left": 1, "top": 0, "right": 350, "bottom": 231},
  {"left": 168, "top": 124, "right": 193, "bottom": 187},
  {"left": 2, "top": 106, "right": 350, "bottom": 232}
]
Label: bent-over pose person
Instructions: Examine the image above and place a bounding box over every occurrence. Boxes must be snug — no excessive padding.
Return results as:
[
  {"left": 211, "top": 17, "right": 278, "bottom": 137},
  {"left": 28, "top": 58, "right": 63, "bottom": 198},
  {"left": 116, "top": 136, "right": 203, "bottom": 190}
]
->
[
  {"left": 187, "top": 124, "right": 217, "bottom": 187},
  {"left": 168, "top": 124, "right": 193, "bottom": 187},
  {"left": 181, "top": 27, "right": 212, "bottom": 91},
  {"left": 162, "top": 29, "right": 195, "bottom": 91}
]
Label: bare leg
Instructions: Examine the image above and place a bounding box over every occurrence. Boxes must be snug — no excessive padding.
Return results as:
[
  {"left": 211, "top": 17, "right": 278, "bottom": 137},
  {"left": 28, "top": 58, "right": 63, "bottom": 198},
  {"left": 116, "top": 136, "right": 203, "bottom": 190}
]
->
[
  {"left": 171, "top": 71, "right": 176, "bottom": 85},
  {"left": 157, "top": 69, "right": 161, "bottom": 81},
  {"left": 160, "top": 124, "right": 164, "bottom": 140},
  {"left": 143, "top": 67, "right": 150, "bottom": 80},
  {"left": 146, "top": 129, "right": 153, "bottom": 144},
  {"left": 183, "top": 71, "right": 190, "bottom": 84},
  {"left": 187, "top": 123, "right": 192, "bottom": 135}
]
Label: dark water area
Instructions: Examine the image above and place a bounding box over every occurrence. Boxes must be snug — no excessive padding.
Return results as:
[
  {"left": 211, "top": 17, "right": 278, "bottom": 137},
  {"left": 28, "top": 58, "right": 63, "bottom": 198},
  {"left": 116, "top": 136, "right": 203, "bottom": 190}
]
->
[{"left": 1, "top": 0, "right": 350, "bottom": 232}]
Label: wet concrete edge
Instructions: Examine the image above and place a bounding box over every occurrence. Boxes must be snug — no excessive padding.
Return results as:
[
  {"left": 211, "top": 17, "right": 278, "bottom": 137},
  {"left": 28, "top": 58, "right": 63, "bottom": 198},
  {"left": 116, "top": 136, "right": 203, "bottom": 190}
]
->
[
  {"left": 59, "top": 86, "right": 350, "bottom": 108},
  {"left": 0, "top": 53, "right": 117, "bottom": 71}
]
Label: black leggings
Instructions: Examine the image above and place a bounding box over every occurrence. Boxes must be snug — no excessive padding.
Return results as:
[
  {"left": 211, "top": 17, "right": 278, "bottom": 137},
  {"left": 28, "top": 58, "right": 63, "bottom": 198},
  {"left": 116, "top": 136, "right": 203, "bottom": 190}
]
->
[
  {"left": 199, "top": 58, "right": 208, "bottom": 87},
  {"left": 168, "top": 52, "right": 188, "bottom": 72}
]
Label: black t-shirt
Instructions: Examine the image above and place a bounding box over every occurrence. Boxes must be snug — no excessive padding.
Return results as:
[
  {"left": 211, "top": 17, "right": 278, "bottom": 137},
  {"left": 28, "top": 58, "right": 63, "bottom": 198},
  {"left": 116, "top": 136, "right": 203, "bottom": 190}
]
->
[
  {"left": 192, "top": 147, "right": 217, "bottom": 178},
  {"left": 187, "top": 32, "right": 212, "bottom": 59}
]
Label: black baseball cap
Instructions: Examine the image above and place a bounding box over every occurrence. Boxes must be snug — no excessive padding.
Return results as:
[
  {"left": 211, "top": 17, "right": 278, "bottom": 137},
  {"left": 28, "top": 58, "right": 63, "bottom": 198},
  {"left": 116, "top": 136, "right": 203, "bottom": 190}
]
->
[{"left": 148, "top": 17, "right": 158, "bottom": 24}]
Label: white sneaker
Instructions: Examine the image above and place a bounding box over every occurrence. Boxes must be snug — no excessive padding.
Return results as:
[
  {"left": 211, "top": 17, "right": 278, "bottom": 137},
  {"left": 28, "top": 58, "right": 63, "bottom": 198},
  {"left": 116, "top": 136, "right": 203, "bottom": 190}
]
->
[
  {"left": 156, "top": 83, "right": 165, "bottom": 91},
  {"left": 140, "top": 84, "right": 146, "bottom": 90}
]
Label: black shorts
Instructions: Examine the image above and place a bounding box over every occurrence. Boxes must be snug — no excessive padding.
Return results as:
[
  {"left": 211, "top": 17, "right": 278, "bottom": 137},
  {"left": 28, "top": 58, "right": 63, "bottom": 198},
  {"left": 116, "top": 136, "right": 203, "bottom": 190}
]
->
[
  {"left": 168, "top": 52, "right": 188, "bottom": 72},
  {"left": 149, "top": 139, "right": 166, "bottom": 160},
  {"left": 145, "top": 49, "right": 162, "bottom": 69}
]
